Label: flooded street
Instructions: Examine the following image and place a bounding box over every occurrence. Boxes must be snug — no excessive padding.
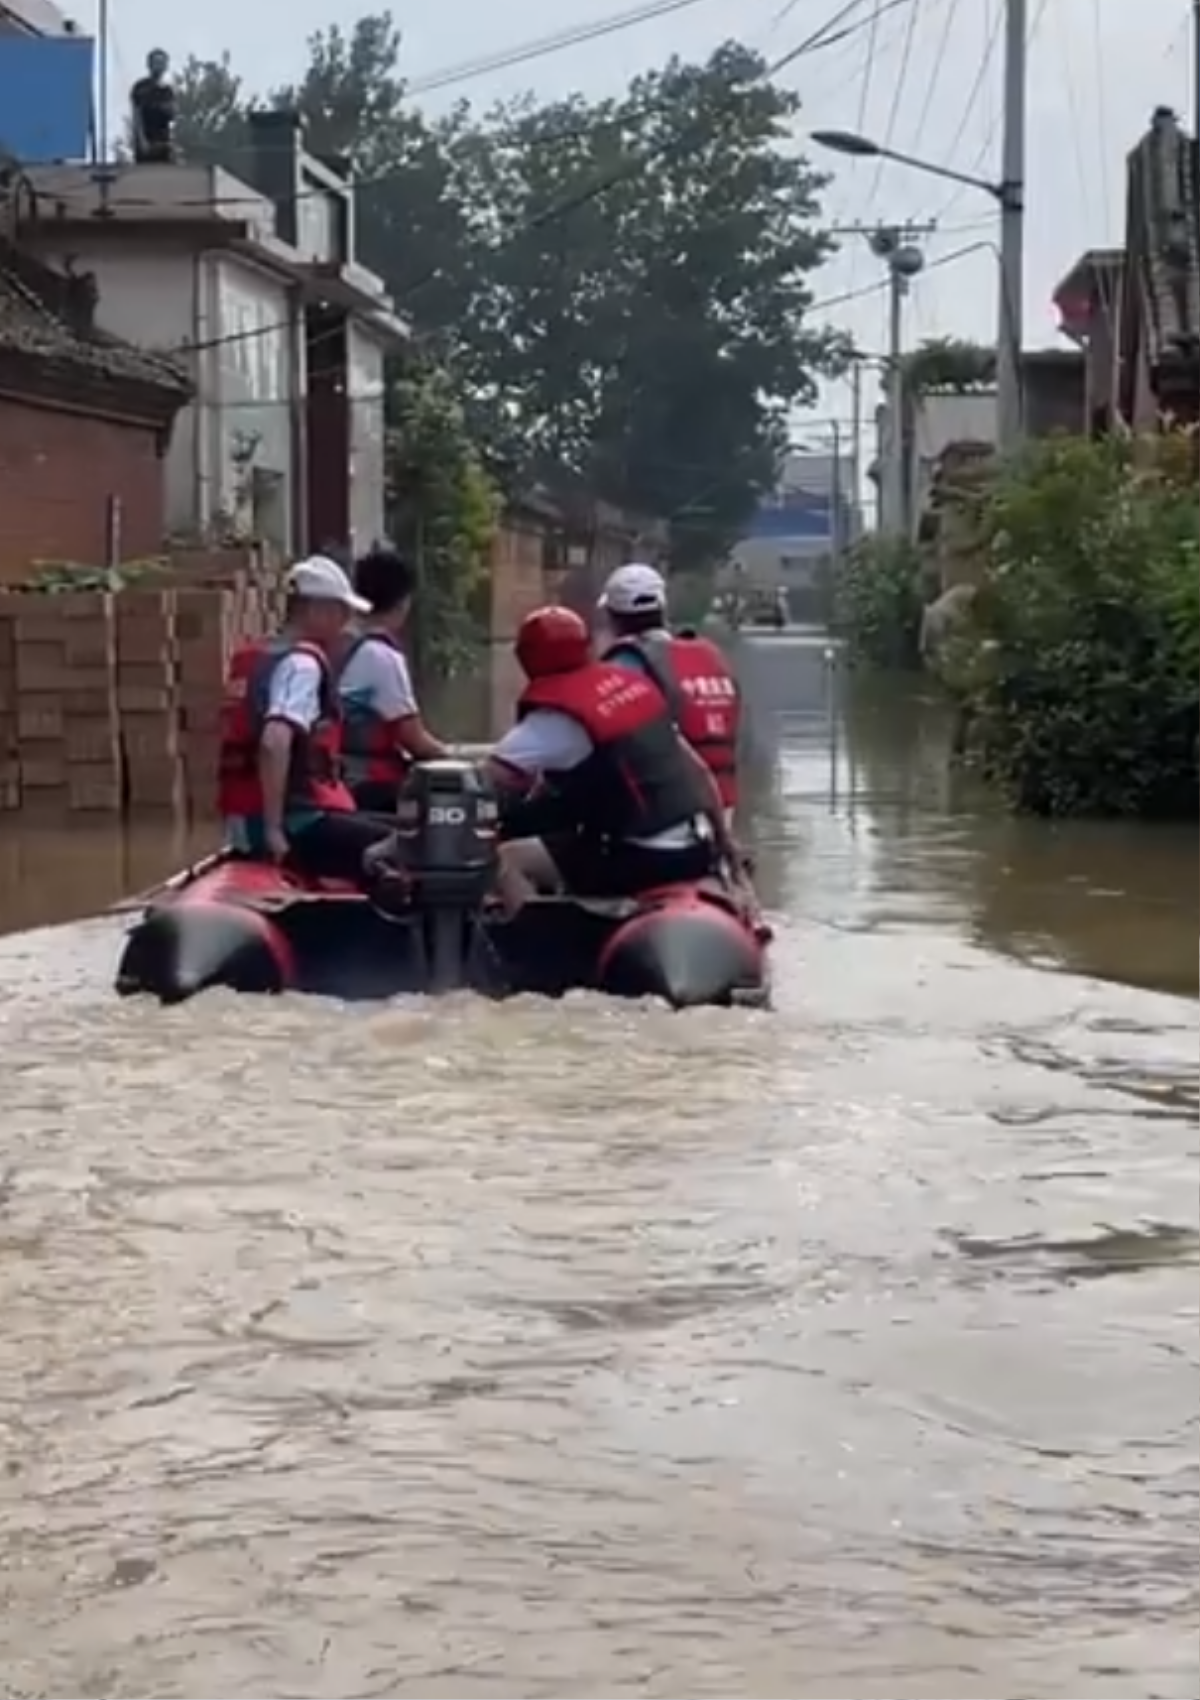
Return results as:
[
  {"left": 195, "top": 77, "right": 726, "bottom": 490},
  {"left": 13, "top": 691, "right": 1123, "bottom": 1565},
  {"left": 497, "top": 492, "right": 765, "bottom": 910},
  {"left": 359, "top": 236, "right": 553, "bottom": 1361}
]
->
[{"left": 0, "top": 634, "right": 1196, "bottom": 1699}]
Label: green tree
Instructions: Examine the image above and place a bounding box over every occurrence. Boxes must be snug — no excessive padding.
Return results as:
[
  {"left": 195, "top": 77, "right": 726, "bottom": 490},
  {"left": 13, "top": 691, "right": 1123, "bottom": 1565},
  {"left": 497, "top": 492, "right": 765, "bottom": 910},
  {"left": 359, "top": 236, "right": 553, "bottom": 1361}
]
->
[
  {"left": 833, "top": 533, "right": 926, "bottom": 668},
  {"left": 170, "top": 22, "right": 846, "bottom": 564},
  {"left": 463, "top": 43, "right": 847, "bottom": 562},
  {"left": 170, "top": 16, "right": 479, "bottom": 334},
  {"left": 900, "top": 336, "right": 996, "bottom": 397},
  {"left": 168, "top": 52, "right": 251, "bottom": 170},
  {"left": 963, "top": 432, "right": 1199, "bottom": 817},
  {"left": 385, "top": 359, "right": 499, "bottom": 676}
]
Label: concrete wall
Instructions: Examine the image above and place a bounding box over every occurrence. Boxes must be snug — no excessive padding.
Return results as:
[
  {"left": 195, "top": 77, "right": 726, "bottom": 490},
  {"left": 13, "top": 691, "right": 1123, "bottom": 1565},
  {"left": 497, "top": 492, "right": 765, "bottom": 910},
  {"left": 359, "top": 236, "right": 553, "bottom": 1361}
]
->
[
  {"left": 907, "top": 393, "right": 996, "bottom": 530},
  {"left": 23, "top": 234, "right": 297, "bottom": 547},
  {"left": 213, "top": 254, "right": 295, "bottom": 549},
  {"left": 20, "top": 238, "right": 202, "bottom": 535},
  {"left": 346, "top": 320, "right": 386, "bottom": 551}
]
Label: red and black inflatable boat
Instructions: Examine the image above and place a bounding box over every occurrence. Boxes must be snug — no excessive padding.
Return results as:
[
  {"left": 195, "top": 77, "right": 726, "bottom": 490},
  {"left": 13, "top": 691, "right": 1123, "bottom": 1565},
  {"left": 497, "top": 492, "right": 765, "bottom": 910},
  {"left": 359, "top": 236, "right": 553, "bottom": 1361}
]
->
[{"left": 115, "top": 760, "right": 771, "bottom": 1011}]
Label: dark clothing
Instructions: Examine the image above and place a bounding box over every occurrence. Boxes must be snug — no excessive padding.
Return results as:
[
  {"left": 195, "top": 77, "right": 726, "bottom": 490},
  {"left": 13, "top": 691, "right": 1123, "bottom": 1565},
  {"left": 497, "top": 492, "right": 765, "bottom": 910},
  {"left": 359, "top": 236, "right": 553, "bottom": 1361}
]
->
[
  {"left": 546, "top": 831, "right": 717, "bottom": 900},
  {"left": 517, "top": 661, "right": 707, "bottom": 842},
  {"left": 603, "top": 630, "right": 741, "bottom": 810},
  {"left": 286, "top": 809, "right": 396, "bottom": 884},
  {"left": 349, "top": 779, "right": 402, "bottom": 815},
  {"left": 131, "top": 76, "right": 177, "bottom": 163}
]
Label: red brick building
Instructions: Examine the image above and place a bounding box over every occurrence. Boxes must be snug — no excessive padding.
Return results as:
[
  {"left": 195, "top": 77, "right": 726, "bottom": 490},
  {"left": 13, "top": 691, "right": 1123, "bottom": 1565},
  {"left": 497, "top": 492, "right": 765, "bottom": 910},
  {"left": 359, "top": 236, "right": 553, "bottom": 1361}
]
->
[{"left": 0, "top": 241, "right": 191, "bottom": 585}]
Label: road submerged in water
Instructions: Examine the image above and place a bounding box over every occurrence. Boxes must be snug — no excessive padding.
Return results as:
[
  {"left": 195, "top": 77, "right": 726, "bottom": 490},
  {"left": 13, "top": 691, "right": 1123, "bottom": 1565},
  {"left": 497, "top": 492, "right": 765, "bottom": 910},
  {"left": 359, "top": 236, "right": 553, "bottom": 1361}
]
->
[{"left": 0, "top": 637, "right": 1195, "bottom": 1699}]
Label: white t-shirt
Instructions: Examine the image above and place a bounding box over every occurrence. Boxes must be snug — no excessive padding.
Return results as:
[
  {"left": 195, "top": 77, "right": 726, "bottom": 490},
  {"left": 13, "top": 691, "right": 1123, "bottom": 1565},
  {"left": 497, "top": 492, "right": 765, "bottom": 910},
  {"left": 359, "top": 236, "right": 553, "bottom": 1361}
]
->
[
  {"left": 492, "top": 708, "right": 700, "bottom": 850},
  {"left": 223, "top": 649, "right": 327, "bottom": 845},
  {"left": 338, "top": 636, "right": 420, "bottom": 721},
  {"left": 265, "top": 650, "right": 324, "bottom": 730}
]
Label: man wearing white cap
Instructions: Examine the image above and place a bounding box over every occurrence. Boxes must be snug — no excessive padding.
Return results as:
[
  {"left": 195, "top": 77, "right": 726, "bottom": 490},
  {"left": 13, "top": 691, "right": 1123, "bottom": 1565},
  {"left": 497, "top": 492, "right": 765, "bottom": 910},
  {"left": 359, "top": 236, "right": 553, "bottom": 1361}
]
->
[
  {"left": 597, "top": 561, "right": 743, "bottom": 827},
  {"left": 217, "top": 556, "right": 398, "bottom": 883}
]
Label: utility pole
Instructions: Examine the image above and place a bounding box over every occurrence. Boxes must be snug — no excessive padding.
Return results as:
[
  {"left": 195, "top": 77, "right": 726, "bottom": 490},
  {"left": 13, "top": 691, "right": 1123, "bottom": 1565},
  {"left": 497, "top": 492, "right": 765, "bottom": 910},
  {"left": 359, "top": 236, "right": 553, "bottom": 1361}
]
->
[
  {"left": 1193, "top": 0, "right": 1199, "bottom": 136},
  {"left": 996, "top": 0, "right": 1028, "bottom": 452},
  {"left": 861, "top": 223, "right": 934, "bottom": 537},
  {"left": 828, "top": 420, "right": 843, "bottom": 563},
  {"left": 847, "top": 358, "right": 863, "bottom": 544}
]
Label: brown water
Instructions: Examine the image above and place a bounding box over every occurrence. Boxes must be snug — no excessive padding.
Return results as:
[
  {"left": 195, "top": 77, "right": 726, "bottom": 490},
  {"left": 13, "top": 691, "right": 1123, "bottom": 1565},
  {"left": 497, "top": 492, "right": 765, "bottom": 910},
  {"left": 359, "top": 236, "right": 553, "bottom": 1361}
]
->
[{"left": 0, "top": 637, "right": 1196, "bottom": 1699}]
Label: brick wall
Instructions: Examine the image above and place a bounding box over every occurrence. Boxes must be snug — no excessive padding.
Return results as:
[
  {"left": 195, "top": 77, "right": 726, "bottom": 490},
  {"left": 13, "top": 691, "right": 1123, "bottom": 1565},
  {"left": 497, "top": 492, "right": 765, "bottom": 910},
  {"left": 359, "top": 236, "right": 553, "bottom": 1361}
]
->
[
  {"left": 489, "top": 518, "right": 549, "bottom": 640},
  {"left": 0, "top": 396, "right": 166, "bottom": 586},
  {"left": 0, "top": 549, "right": 282, "bottom": 819}
]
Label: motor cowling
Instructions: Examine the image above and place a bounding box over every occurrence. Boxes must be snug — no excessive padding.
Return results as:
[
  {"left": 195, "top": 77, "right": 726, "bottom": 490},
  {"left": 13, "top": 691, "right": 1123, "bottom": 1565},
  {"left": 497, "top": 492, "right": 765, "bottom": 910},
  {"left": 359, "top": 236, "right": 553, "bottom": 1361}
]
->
[{"left": 390, "top": 758, "right": 499, "bottom": 909}]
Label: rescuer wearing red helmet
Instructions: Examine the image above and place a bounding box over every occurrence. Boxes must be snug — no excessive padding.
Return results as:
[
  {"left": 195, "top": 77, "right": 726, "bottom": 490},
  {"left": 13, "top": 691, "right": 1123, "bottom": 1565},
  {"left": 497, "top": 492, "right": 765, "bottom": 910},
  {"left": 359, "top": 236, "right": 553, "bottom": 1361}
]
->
[
  {"left": 483, "top": 603, "right": 735, "bottom": 906},
  {"left": 596, "top": 561, "right": 742, "bottom": 825}
]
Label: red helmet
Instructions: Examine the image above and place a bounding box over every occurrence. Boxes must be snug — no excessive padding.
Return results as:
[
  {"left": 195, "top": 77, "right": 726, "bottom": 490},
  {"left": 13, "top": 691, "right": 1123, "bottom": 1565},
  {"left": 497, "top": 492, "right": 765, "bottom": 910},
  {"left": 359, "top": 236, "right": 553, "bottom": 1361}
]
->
[{"left": 515, "top": 605, "right": 591, "bottom": 678}]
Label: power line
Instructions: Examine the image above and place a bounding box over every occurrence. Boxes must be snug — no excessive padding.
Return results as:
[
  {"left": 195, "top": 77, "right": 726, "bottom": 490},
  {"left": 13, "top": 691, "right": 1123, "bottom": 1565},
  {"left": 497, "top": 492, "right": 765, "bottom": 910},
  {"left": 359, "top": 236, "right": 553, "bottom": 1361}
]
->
[
  {"left": 862, "top": 0, "right": 923, "bottom": 207},
  {"left": 801, "top": 236, "right": 989, "bottom": 310},
  {"left": 817, "top": 0, "right": 929, "bottom": 296},
  {"left": 65, "top": 0, "right": 910, "bottom": 224},
  {"left": 174, "top": 0, "right": 908, "bottom": 360},
  {"left": 928, "top": 0, "right": 1050, "bottom": 221},
  {"left": 923, "top": 0, "right": 1002, "bottom": 215},
  {"left": 771, "top": 0, "right": 913, "bottom": 74},
  {"left": 852, "top": 0, "right": 884, "bottom": 137},
  {"left": 405, "top": 0, "right": 723, "bottom": 97},
  {"left": 908, "top": 0, "right": 959, "bottom": 162}
]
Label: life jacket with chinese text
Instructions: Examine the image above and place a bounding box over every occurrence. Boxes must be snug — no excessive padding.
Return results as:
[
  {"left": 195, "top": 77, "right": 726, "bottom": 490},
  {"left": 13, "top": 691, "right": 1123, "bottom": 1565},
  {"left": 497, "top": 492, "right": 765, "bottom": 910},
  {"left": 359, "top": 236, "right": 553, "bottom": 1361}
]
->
[
  {"left": 605, "top": 630, "right": 740, "bottom": 808},
  {"left": 516, "top": 660, "right": 706, "bottom": 841}
]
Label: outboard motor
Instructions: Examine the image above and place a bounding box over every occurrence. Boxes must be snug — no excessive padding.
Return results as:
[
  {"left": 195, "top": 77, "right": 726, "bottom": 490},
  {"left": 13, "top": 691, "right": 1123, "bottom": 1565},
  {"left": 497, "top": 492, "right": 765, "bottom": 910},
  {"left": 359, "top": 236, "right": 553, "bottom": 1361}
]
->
[{"left": 385, "top": 758, "right": 500, "bottom": 992}]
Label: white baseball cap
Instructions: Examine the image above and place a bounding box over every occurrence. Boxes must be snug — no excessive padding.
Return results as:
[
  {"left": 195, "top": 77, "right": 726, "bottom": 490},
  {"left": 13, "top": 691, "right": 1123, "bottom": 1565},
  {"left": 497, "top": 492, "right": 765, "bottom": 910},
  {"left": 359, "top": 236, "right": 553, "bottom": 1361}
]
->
[
  {"left": 598, "top": 561, "right": 667, "bottom": 616},
  {"left": 286, "top": 554, "right": 371, "bottom": 613}
]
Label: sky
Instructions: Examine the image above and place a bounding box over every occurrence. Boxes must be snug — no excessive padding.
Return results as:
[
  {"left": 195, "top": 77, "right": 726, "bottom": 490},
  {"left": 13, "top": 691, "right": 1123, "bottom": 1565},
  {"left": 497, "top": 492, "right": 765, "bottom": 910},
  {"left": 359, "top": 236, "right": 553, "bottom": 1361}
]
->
[{"left": 101, "top": 0, "right": 1195, "bottom": 452}]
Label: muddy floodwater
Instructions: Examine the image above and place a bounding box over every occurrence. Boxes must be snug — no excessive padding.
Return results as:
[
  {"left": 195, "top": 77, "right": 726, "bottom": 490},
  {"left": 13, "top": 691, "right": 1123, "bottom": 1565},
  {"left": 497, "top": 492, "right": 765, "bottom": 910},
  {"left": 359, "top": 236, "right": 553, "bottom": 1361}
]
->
[{"left": 0, "top": 635, "right": 1196, "bottom": 1700}]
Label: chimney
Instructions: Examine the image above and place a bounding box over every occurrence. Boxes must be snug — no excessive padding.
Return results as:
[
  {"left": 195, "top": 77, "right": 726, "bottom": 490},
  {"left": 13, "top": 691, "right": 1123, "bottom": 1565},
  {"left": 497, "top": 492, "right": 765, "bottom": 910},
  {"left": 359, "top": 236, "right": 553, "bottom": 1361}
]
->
[{"left": 246, "top": 108, "right": 303, "bottom": 246}]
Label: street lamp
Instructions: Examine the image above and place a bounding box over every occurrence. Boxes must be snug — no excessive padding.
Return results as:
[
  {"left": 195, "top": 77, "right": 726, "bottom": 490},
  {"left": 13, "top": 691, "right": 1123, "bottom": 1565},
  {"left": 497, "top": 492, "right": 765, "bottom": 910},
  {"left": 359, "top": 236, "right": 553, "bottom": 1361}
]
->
[
  {"left": 811, "top": 127, "right": 1024, "bottom": 454},
  {"left": 811, "top": 129, "right": 1014, "bottom": 206}
]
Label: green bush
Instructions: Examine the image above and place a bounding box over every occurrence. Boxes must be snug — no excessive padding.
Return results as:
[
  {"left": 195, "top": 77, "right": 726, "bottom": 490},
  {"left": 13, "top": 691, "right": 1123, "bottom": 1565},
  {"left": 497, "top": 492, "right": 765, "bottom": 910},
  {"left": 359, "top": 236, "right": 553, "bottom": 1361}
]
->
[
  {"left": 833, "top": 534, "right": 926, "bottom": 668},
  {"left": 385, "top": 361, "right": 499, "bottom": 677},
  {"left": 962, "top": 432, "right": 1199, "bottom": 818}
]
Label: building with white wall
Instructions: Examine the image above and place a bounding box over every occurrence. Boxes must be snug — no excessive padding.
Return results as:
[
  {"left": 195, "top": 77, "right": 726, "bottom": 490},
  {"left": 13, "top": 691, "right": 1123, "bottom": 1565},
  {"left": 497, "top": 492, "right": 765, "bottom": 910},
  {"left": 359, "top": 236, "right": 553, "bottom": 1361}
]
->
[
  {"left": 22, "top": 135, "right": 408, "bottom": 555},
  {"left": 729, "top": 449, "right": 859, "bottom": 607}
]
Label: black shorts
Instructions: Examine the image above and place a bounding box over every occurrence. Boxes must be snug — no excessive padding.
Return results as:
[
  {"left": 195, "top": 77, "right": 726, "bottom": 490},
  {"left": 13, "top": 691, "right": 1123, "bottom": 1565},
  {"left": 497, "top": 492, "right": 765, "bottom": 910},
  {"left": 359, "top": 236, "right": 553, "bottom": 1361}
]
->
[
  {"left": 287, "top": 810, "right": 396, "bottom": 884},
  {"left": 546, "top": 833, "right": 716, "bottom": 899},
  {"left": 349, "top": 779, "right": 401, "bottom": 815}
]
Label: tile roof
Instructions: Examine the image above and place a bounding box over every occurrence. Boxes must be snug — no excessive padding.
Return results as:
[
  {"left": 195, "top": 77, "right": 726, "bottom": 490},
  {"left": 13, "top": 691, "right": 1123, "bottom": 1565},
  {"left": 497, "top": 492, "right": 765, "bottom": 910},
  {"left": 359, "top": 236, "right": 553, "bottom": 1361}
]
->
[{"left": 0, "top": 240, "right": 192, "bottom": 399}]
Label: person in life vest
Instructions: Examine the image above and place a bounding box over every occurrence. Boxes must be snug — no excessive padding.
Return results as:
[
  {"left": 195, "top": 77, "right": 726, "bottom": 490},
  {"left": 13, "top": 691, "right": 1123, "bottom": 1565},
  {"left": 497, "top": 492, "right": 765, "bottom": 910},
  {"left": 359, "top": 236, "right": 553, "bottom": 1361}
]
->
[
  {"left": 337, "top": 547, "right": 450, "bottom": 812},
  {"left": 218, "top": 556, "right": 398, "bottom": 883},
  {"left": 596, "top": 561, "right": 742, "bottom": 823},
  {"left": 482, "top": 605, "right": 739, "bottom": 910}
]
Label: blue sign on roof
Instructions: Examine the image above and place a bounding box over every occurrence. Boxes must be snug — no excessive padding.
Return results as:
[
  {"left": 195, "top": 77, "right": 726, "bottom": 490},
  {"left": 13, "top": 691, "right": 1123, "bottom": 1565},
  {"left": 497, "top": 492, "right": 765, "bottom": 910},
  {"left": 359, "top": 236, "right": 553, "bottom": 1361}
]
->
[{"left": 0, "top": 34, "right": 94, "bottom": 163}]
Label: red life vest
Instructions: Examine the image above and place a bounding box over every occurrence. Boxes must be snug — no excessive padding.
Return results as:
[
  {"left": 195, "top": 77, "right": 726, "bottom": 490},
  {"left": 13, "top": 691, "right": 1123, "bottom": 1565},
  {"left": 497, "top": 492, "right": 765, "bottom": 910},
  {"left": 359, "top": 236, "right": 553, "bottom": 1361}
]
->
[
  {"left": 606, "top": 632, "right": 741, "bottom": 808},
  {"left": 337, "top": 629, "right": 413, "bottom": 796},
  {"left": 517, "top": 660, "right": 706, "bottom": 841},
  {"left": 216, "top": 637, "right": 353, "bottom": 817}
]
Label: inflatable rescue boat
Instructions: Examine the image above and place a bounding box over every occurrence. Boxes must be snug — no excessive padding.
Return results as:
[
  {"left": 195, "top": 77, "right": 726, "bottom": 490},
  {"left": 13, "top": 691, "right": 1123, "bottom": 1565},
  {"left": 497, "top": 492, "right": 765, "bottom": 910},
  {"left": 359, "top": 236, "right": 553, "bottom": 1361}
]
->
[{"left": 115, "top": 760, "right": 771, "bottom": 1010}]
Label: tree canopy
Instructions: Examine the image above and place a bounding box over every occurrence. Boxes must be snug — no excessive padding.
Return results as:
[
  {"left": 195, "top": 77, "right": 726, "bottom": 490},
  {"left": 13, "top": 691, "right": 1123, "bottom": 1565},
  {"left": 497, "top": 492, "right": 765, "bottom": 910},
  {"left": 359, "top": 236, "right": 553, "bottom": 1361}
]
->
[{"left": 172, "top": 14, "right": 847, "bottom": 564}]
